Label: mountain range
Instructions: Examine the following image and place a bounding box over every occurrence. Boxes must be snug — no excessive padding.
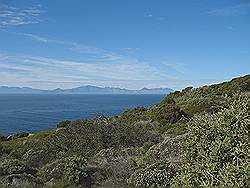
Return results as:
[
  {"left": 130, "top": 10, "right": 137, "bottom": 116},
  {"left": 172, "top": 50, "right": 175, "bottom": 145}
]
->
[{"left": 0, "top": 85, "right": 173, "bottom": 94}]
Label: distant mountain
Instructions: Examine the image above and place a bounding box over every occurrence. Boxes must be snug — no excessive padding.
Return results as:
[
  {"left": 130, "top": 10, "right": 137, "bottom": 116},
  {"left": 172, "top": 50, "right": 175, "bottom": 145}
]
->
[
  {"left": 0, "top": 85, "right": 173, "bottom": 94},
  {"left": 0, "top": 86, "right": 44, "bottom": 94}
]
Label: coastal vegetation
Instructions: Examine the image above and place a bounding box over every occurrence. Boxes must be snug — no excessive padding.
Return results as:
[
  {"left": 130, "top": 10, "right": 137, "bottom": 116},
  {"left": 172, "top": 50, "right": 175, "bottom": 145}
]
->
[{"left": 0, "top": 75, "right": 249, "bottom": 187}]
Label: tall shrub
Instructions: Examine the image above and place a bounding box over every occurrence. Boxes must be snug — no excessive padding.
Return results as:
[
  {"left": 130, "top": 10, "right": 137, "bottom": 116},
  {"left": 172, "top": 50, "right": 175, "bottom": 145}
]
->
[{"left": 172, "top": 95, "right": 250, "bottom": 187}]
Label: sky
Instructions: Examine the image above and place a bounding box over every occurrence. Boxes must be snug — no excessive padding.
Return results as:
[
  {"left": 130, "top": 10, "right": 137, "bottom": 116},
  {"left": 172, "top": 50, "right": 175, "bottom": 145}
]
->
[{"left": 0, "top": 0, "right": 249, "bottom": 90}]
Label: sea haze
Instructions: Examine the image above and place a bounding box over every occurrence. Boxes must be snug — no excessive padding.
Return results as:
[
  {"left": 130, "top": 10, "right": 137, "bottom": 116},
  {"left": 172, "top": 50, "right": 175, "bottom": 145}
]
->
[{"left": 0, "top": 94, "right": 165, "bottom": 135}]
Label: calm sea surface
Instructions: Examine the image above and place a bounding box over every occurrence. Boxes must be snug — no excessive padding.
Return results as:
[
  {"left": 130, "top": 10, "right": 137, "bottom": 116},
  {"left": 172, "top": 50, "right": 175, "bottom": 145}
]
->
[{"left": 0, "top": 94, "right": 165, "bottom": 135}]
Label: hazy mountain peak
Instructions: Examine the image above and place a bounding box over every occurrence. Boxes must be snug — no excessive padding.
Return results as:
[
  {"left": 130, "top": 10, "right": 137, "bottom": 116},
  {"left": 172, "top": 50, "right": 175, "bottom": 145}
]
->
[{"left": 0, "top": 85, "right": 173, "bottom": 94}]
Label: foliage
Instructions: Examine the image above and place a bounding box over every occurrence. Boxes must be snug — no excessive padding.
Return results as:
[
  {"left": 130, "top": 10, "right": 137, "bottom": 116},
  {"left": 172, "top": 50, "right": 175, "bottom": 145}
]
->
[
  {"left": 0, "top": 159, "right": 31, "bottom": 176},
  {"left": 148, "top": 97, "right": 187, "bottom": 126},
  {"left": 42, "top": 181, "right": 76, "bottom": 188},
  {"left": 164, "top": 75, "right": 249, "bottom": 117},
  {"left": 141, "top": 134, "right": 188, "bottom": 166},
  {"left": 0, "top": 158, "right": 41, "bottom": 188},
  {"left": 158, "top": 122, "right": 187, "bottom": 135},
  {"left": 0, "top": 173, "right": 43, "bottom": 188},
  {"left": 11, "top": 132, "right": 29, "bottom": 140},
  {"left": 94, "top": 118, "right": 162, "bottom": 149},
  {"left": 114, "top": 106, "right": 150, "bottom": 124},
  {"left": 0, "top": 134, "right": 7, "bottom": 141},
  {"left": 57, "top": 120, "right": 71, "bottom": 128},
  {"left": 172, "top": 95, "right": 250, "bottom": 187},
  {"left": 89, "top": 147, "right": 145, "bottom": 185},
  {"left": 127, "top": 134, "right": 187, "bottom": 187},
  {"left": 63, "top": 156, "right": 88, "bottom": 185},
  {"left": 29, "top": 129, "right": 54, "bottom": 139},
  {"left": 210, "top": 74, "right": 250, "bottom": 93},
  {"left": 38, "top": 156, "right": 92, "bottom": 186},
  {"left": 128, "top": 162, "right": 176, "bottom": 187},
  {"left": 38, "top": 159, "right": 66, "bottom": 182}
]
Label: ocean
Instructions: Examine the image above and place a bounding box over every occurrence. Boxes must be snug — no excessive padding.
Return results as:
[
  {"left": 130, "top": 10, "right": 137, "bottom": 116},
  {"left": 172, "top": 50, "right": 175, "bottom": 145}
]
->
[{"left": 0, "top": 94, "right": 165, "bottom": 135}]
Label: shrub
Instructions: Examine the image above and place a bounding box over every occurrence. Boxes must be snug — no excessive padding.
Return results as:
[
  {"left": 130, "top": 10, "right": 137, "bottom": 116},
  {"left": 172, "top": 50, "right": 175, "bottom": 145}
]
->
[
  {"left": 115, "top": 107, "right": 150, "bottom": 124},
  {"left": 127, "top": 134, "right": 188, "bottom": 187},
  {"left": 39, "top": 156, "right": 89, "bottom": 186},
  {"left": 38, "top": 159, "right": 66, "bottom": 182},
  {"left": 95, "top": 119, "right": 162, "bottom": 149},
  {"left": 128, "top": 162, "right": 176, "bottom": 187},
  {"left": 149, "top": 97, "right": 187, "bottom": 126},
  {"left": 57, "top": 120, "right": 71, "bottom": 128},
  {"left": 0, "top": 134, "right": 7, "bottom": 142},
  {"left": 0, "top": 173, "right": 43, "bottom": 188},
  {"left": 0, "top": 158, "right": 36, "bottom": 176},
  {"left": 42, "top": 180, "right": 76, "bottom": 188},
  {"left": 157, "top": 122, "right": 187, "bottom": 135},
  {"left": 89, "top": 147, "right": 146, "bottom": 185},
  {"left": 142, "top": 134, "right": 188, "bottom": 166},
  {"left": 0, "top": 145, "right": 3, "bottom": 157},
  {"left": 172, "top": 95, "right": 250, "bottom": 187},
  {"left": 11, "top": 132, "right": 29, "bottom": 140},
  {"left": 64, "top": 156, "right": 89, "bottom": 185}
]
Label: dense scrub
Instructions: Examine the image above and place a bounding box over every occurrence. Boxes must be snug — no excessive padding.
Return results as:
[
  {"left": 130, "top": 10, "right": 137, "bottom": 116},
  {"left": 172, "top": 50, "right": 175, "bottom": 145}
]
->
[
  {"left": 172, "top": 95, "right": 249, "bottom": 187},
  {"left": 0, "top": 75, "right": 249, "bottom": 187}
]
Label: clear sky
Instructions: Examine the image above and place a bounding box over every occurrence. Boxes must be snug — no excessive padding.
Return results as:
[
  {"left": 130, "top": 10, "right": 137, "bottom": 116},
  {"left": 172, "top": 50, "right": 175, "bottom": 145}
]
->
[{"left": 0, "top": 0, "right": 249, "bottom": 90}]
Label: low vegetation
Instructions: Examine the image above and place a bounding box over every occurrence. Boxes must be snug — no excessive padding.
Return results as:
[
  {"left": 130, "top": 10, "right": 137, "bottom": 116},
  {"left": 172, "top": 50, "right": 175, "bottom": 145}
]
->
[
  {"left": 172, "top": 95, "right": 249, "bottom": 187},
  {"left": 0, "top": 75, "right": 249, "bottom": 187}
]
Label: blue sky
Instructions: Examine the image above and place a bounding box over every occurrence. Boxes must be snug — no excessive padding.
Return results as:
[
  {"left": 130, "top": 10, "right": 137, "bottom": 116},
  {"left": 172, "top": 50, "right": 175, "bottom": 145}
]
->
[{"left": 0, "top": 0, "right": 249, "bottom": 90}]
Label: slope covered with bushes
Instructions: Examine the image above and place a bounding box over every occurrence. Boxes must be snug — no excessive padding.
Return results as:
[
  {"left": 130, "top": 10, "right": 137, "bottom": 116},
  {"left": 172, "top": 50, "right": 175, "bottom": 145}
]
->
[{"left": 0, "top": 75, "right": 249, "bottom": 187}]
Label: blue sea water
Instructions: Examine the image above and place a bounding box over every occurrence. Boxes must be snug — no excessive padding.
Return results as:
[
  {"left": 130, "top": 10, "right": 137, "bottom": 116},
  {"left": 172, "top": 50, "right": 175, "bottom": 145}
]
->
[{"left": 0, "top": 94, "right": 165, "bottom": 135}]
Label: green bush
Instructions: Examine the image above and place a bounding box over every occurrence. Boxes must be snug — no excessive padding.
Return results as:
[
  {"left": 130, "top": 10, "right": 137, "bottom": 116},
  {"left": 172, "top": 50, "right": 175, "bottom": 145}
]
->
[
  {"left": 37, "top": 156, "right": 94, "bottom": 186},
  {"left": 142, "top": 134, "right": 188, "bottom": 166},
  {"left": 211, "top": 74, "right": 250, "bottom": 93},
  {"left": 0, "top": 173, "right": 43, "bottom": 188},
  {"left": 157, "top": 122, "right": 187, "bottom": 135},
  {"left": 57, "top": 120, "right": 71, "bottom": 128},
  {"left": 42, "top": 181, "right": 76, "bottom": 188},
  {"left": 149, "top": 97, "right": 187, "bottom": 126},
  {"left": 115, "top": 107, "right": 150, "bottom": 124},
  {"left": 0, "top": 158, "right": 36, "bottom": 176},
  {"left": 127, "top": 134, "right": 188, "bottom": 187},
  {"left": 0, "top": 134, "right": 7, "bottom": 142},
  {"left": 64, "top": 156, "right": 89, "bottom": 185},
  {"left": 89, "top": 147, "right": 144, "bottom": 185},
  {"left": 95, "top": 119, "right": 162, "bottom": 149},
  {"left": 128, "top": 162, "right": 176, "bottom": 187},
  {"left": 38, "top": 156, "right": 89, "bottom": 185},
  {"left": 11, "top": 132, "right": 29, "bottom": 140},
  {"left": 172, "top": 95, "right": 250, "bottom": 187}
]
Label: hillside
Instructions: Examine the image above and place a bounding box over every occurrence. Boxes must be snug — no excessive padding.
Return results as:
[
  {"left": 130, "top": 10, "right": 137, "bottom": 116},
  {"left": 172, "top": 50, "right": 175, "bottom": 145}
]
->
[{"left": 0, "top": 75, "right": 249, "bottom": 188}]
